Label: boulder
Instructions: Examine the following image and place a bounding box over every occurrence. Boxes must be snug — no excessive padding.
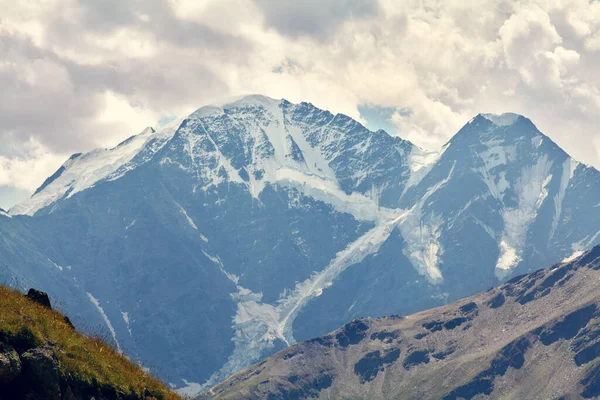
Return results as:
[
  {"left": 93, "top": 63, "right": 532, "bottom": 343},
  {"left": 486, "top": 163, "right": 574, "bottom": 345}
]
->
[
  {"left": 27, "top": 288, "right": 52, "bottom": 309},
  {"left": 0, "top": 342, "right": 21, "bottom": 384}
]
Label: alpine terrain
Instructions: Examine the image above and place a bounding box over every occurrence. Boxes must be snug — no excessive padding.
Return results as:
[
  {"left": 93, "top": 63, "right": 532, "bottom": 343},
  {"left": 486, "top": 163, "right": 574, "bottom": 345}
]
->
[
  {"left": 1, "top": 95, "right": 599, "bottom": 394},
  {"left": 203, "top": 245, "right": 600, "bottom": 400}
]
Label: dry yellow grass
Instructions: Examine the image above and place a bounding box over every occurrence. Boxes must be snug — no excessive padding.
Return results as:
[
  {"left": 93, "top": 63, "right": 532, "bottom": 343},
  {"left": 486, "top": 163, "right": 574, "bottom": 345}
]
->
[{"left": 0, "top": 286, "right": 181, "bottom": 399}]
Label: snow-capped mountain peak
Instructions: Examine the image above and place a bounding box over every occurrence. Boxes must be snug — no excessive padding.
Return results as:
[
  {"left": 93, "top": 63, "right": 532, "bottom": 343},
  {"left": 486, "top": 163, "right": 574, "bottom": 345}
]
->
[
  {"left": 222, "top": 94, "right": 282, "bottom": 108},
  {"left": 480, "top": 112, "right": 521, "bottom": 126},
  {"left": 12, "top": 95, "right": 418, "bottom": 217},
  {"left": 9, "top": 120, "right": 181, "bottom": 216},
  {"left": 190, "top": 95, "right": 282, "bottom": 119}
]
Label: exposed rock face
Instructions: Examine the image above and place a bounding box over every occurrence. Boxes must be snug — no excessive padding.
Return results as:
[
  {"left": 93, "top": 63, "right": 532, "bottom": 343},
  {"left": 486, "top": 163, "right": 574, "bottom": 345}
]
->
[{"left": 204, "top": 245, "right": 600, "bottom": 399}]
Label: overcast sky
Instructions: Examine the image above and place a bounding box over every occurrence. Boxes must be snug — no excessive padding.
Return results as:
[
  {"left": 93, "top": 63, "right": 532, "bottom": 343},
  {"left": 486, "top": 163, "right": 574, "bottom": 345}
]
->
[{"left": 1, "top": 0, "right": 599, "bottom": 209}]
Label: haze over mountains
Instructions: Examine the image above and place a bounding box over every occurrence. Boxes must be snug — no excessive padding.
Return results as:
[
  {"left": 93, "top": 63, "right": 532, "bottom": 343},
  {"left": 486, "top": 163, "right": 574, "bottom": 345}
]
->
[{"left": 1, "top": 95, "right": 599, "bottom": 394}]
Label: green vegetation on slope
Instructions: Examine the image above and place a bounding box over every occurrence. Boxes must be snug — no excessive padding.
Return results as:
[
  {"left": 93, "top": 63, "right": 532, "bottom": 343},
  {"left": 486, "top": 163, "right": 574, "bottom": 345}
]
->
[{"left": 0, "top": 286, "right": 180, "bottom": 399}]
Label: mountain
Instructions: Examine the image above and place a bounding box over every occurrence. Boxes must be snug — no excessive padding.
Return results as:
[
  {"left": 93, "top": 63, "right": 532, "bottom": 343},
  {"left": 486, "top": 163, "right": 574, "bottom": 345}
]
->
[
  {"left": 203, "top": 245, "right": 600, "bottom": 399},
  {"left": 1, "top": 95, "right": 599, "bottom": 394},
  {"left": 0, "top": 286, "right": 178, "bottom": 400}
]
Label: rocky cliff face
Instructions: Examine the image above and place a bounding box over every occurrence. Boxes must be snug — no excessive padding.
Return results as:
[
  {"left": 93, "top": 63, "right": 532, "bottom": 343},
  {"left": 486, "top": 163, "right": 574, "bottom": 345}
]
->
[
  {"left": 1, "top": 95, "right": 599, "bottom": 393},
  {"left": 203, "top": 245, "right": 600, "bottom": 399}
]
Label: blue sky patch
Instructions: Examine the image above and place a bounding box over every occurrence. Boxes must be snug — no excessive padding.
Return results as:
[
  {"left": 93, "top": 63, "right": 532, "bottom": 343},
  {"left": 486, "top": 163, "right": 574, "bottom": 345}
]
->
[
  {"left": 358, "top": 105, "right": 410, "bottom": 134},
  {"left": 158, "top": 116, "right": 177, "bottom": 127}
]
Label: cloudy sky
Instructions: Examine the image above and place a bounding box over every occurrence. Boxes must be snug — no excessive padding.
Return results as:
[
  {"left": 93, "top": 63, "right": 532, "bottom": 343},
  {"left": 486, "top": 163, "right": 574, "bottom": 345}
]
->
[{"left": 1, "top": 0, "right": 600, "bottom": 209}]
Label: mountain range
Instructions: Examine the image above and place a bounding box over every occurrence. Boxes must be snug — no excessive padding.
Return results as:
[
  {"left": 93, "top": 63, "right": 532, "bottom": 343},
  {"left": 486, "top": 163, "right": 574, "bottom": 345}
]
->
[{"left": 1, "top": 95, "right": 599, "bottom": 394}]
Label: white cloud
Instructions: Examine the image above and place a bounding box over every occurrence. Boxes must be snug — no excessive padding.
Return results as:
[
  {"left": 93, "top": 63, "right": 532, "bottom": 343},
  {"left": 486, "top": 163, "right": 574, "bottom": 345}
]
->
[
  {"left": 0, "top": 0, "right": 599, "bottom": 209},
  {"left": 0, "top": 139, "right": 65, "bottom": 192},
  {"left": 95, "top": 90, "right": 161, "bottom": 148}
]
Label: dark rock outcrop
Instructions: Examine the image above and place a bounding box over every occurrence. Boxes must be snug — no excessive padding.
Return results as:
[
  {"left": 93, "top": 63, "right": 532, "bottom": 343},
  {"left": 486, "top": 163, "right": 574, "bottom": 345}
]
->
[
  {"left": 335, "top": 320, "right": 369, "bottom": 348},
  {"left": 21, "top": 345, "right": 61, "bottom": 400},
  {"left": 26, "top": 288, "right": 52, "bottom": 309}
]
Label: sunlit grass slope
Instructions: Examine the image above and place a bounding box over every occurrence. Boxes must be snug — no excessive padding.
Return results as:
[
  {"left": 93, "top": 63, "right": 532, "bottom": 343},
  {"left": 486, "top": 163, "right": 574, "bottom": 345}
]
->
[{"left": 0, "top": 286, "right": 180, "bottom": 399}]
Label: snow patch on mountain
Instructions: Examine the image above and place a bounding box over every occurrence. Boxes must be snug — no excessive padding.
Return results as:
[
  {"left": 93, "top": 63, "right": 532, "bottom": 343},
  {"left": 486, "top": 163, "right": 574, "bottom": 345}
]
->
[
  {"left": 476, "top": 140, "right": 516, "bottom": 201},
  {"left": 398, "top": 162, "right": 456, "bottom": 282},
  {"left": 479, "top": 140, "right": 516, "bottom": 170},
  {"left": 87, "top": 292, "right": 122, "bottom": 353},
  {"left": 190, "top": 95, "right": 282, "bottom": 118},
  {"left": 176, "top": 203, "right": 199, "bottom": 230},
  {"left": 562, "top": 250, "right": 584, "bottom": 263},
  {"left": 274, "top": 168, "right": 394, "bottom": 222},
  {"left": 224, "top": 100, "right": 312, "bottom": 197},
  {"left": 399, "top": 211, "right": 445, "bottom": 282},
  {"left": 107, "top": 119, "right": 181, "bottom": 182},
  {"left": 190, "top": 105, "right": 224, "bottom": 119},
  {"left": 48, "top": 259, "right": 63, "bottom": 272},
  {"left": 198, "top": 266, "right": 282, "bottom": 392},
  {"left": 203, "top": 250, "right": 239, "bottom": 285},
  {"left": 176, "top": 120, "right": 246, "bottom": 189},
  {"left": 405, "top": 146, "right": 445, "bottom": 189},
  {"left": 285, "top": 123, "right": 337, "bottom": 180},
  {"left": 177, "top": 380, "right": 203, "bottom": 397},
  {"left": 496, "top": 155, "right": 554, "bottom": 275},
  {"left": 121, "top": 311, "right": 132, "bottom": 337},
  {"left": 550, "top": 158, "right": 578, "bottom": 241}
]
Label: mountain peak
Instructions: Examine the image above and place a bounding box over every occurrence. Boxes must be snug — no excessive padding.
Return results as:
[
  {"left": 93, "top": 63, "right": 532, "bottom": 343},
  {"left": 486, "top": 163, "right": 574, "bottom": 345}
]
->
[
  {"left": 223, "top": 94, "right": 281, "bottom": 108},
  {"left": 479, "top": 112, "right": 522, "bottom": 126},
  {"left": 190, "top": 94, "right": 282, "bottom": 119},
  {"left": 451, "top": 112, "right": 543, "bottom": 145}
]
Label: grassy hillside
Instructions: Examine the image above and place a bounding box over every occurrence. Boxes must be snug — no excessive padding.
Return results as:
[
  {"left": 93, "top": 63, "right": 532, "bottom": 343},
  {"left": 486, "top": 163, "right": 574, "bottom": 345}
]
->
[{"left": 0, "top": 286, "right": 180, "bottom": 399}]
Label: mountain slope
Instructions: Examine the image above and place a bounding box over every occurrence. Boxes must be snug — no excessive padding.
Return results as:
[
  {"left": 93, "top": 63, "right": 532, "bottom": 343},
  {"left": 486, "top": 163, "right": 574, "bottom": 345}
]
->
[
  {"left": 203, "top": 245, "right": 600, "bottom": 400},
  {"left": 0, "top": 287, "right": 179, "bottom": 400},
  {"left": 2, "top": 95, "right": 599, "bottom": 394}
]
